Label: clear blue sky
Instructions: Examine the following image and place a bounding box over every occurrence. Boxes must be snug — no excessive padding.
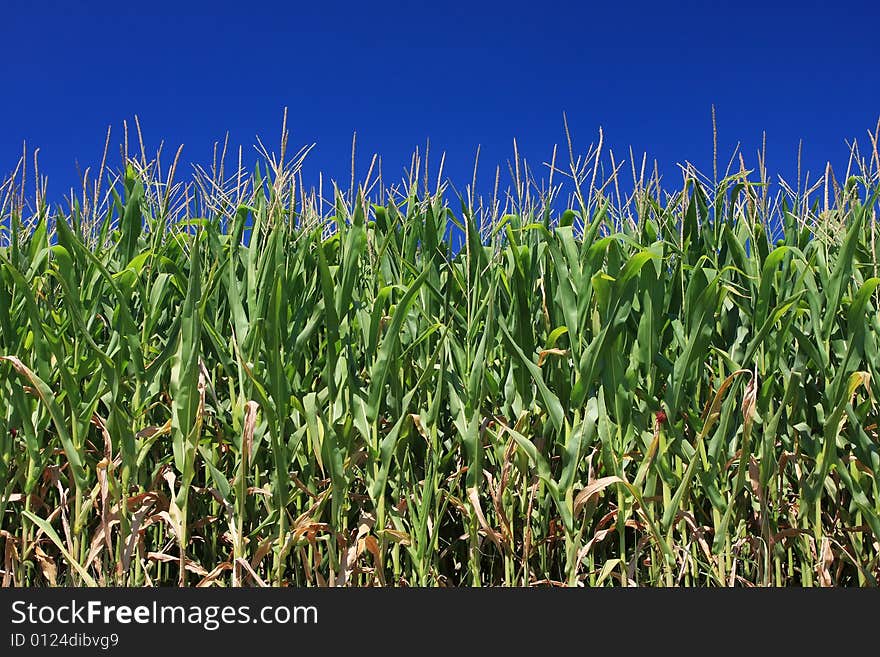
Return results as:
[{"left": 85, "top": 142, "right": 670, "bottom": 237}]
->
[{"left": 2, "top": 0, "right": 878, "bottom": 206}]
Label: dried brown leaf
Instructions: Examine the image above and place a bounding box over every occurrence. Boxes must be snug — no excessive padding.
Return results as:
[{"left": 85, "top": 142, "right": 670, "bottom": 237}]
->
[
  {"left": 197, "top": 562, "right": 233, "bottom": 587},
  {"left": 33, "top": 545, "right": 57, "bottom": 586},
  {"left": 818, "top": 538, "right": 834, "bottom": 587},
  {"left": 242, "top": 401, "right": 259, "bottom": 467},
  {"left": 467, "top": 487, "right": 505, "bottom": 553},
  {"left": 537, "top": 348, "right": 569, "bottom": 367},
  {"left": 574, "top": 476, "right": 624, "bottom": 516}
]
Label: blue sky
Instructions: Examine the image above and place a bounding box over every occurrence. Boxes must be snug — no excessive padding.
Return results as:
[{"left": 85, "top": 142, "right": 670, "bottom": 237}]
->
[{"left": 2, "top": 0, "right": 878, "bottom": 206}]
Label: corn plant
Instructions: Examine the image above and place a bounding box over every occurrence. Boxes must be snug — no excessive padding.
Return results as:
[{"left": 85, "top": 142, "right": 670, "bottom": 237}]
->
[{"left": 0, "top": 118, "right": 879, "bottom": 587}]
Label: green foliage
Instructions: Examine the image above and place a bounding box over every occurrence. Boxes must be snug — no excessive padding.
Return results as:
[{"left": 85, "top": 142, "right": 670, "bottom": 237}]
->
[{"left": 0, "top": 130, "right": 878, "bottom": 587}]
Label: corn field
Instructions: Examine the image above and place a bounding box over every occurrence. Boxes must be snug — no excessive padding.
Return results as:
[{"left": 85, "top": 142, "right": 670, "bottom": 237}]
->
[{"left": 1, "top": 120, "right": 879, "bottom": 587}]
